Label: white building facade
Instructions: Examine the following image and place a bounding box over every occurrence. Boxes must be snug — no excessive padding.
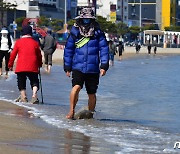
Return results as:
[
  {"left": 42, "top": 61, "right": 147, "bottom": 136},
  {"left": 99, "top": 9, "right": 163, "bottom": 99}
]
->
[
  {"left": 4, "top": 0, "right": 77, "bottom": 22},
  {"left": 116, "top": 0, "right": 128, "bottom": 25}
]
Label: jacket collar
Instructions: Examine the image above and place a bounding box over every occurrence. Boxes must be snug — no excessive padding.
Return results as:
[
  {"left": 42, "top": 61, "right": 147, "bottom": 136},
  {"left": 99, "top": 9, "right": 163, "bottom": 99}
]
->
[{"left": 22, "top": 35, "right": 32, "bottom": 38}]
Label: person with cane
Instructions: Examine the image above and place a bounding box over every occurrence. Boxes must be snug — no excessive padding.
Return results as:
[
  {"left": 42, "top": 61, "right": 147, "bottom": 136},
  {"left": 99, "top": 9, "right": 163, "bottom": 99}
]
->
[{"left": 8, "top": 25, "right": 42, "bottom": 104}]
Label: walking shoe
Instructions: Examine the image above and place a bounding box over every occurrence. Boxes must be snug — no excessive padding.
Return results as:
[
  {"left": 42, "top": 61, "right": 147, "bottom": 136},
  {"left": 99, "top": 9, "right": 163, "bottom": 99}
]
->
[
  {"left": 20, "top": 97, "right": 28, "bottom": 103},
  {"left": 31, "top": 97, "right": 39, "bottom": 104},
  {"left": 15, "top": 95, "right": 28, "bottom": 103},
  {"left": 15, "top": 95, "right": 21, "bottom": 102}
]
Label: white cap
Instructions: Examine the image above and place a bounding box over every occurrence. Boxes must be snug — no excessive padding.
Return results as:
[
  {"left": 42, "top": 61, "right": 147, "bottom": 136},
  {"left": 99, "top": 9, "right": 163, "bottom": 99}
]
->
[{"left": 0, "top": 29, "right": 8, "bottom": 34}]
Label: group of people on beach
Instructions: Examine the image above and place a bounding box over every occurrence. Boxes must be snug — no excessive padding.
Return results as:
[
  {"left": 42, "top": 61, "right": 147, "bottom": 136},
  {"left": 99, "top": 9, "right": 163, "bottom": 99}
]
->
[
  {"left": 0, "top": 7, "right": 110, "bottom": 119},
  {"left": 108, "top": 38, "right": 124, "bottom": 66},
  {"left": 147, "top": 44, "right": 157, "bottom": 55},
  {"left": 1, "top": 6, "right": 161, "bottom": 119},
  {"left": 0, "top": 24, "right": 56, "bottom": 104}
]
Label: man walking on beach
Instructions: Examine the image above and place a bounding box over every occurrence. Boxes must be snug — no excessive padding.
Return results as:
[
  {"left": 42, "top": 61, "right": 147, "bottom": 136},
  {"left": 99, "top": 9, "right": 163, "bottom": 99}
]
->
[
  {"left": 63, "top": 7, "right": 109, "bottom": 119},
  {"left": 8, "top": 25, "right": 42, "bottom": 104},
  {"left": 41, "top": 29, "right": 56, "bottom": 73}
]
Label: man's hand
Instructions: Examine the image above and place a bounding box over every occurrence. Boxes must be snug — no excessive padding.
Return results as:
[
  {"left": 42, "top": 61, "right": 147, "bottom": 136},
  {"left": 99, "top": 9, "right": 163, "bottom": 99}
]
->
[
  {"left": 66, "top": 71, "right": 71, "bottom": 77},
  {"left": 100, "top": 69, "right": 106, "bottom": 76}
]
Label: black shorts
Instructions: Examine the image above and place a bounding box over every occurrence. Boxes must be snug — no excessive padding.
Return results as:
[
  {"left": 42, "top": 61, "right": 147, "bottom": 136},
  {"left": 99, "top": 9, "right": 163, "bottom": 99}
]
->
[
  {"left": 72, "top": 70, "right": 99, "bottom": 94},
  {"left": 16, "top": 72, "right": 39, "bottom": 91}
]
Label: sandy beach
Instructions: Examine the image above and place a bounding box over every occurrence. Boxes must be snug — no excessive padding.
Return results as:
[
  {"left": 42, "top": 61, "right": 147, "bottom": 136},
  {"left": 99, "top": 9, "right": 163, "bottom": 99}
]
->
[
  {"left": 0, "top": 46, "right": 180, "bottom": 153},
  {"left": 0, "top": 100, "right": 110, "bottom": 153}
]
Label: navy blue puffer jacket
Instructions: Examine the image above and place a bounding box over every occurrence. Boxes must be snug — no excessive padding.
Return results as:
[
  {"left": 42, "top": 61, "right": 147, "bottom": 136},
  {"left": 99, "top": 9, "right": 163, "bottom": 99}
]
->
[{"left": 64, "top": 26, "right": 109, "bottom": 73}]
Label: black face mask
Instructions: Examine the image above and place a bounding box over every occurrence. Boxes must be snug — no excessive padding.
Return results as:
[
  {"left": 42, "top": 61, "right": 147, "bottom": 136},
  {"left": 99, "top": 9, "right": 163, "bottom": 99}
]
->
[{"left": 82, "top": 18, "right": 91, "bottom": 25}]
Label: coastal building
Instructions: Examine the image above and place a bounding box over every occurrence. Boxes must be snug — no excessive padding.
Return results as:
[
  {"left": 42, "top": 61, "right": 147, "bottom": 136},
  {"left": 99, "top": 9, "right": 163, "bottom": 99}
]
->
[
  {"left": 170, "top": 0, "right": 180, "bottom": 27},
  {"left": 156, "top": 0, "right": 170, "bottom": 30},
  {"left": 128, "top": 0, "right": 156, "bottom": 27},
  {"left": 156, "top": 0, "right": 180, "bottom": 30},
  {"left": 4, "top": 0, "right": 77, "bottom": 22},
  {"left": 116, "top": 0, "right": 128, "bottom": 25}
]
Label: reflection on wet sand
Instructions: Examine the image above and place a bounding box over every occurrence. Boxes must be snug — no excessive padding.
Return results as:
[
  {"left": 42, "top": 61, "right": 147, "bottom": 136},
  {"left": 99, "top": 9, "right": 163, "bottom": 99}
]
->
[{"left": 64, "top": 129, "right": 91, "bottom": 154}]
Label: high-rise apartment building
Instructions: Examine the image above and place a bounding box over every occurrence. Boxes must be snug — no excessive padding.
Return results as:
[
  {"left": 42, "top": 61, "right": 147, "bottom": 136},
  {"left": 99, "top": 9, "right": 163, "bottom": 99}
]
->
[
  {"left": 4, "top": 0, "right": 77, "bottom": 22},
  {"left": 156, "top": 0, "right": 170, "bottom": 30},
  {"left": 128, "top": 0, "right": 156, "bottom": 27},
  {"left": 170, "top": 0, "right": 180, "bottom": 27},
  {"left": 116, "top": 0, "right": 128, "bottom": 25},
  {"left": 156, "top": 0, "right": 180, "bottom": 30}
]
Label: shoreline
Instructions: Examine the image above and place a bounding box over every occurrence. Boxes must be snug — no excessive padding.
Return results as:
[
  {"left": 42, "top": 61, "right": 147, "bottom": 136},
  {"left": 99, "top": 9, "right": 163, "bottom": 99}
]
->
[
  {"left": 1, "top": 47, "right": 180, "bottom": 153},
  {"left": 51, "top": 46, "right": 180, "bottom": 65},
  {"left": 0, "top": 100, "right": 108, "bottom": 153}
]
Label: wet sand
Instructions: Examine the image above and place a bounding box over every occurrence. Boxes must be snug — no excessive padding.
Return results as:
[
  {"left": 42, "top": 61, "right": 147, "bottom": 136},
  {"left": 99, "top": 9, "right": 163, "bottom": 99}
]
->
[
  {"left": 1, "top": 46, "right": 180, "bottom": 153},
  {"left": 0, "top": 100, "right": 44, "bottom": 153},
  {"left": 0, "top": 100, "right": 107, "bottom": 153}
]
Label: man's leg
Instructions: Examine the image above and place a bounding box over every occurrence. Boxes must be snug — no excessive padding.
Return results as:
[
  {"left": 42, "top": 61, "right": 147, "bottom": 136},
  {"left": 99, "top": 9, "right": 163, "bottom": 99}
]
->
[
  {"left": 28, "top": 73, "right": 40, "bottom": 104},
  {"left": 44, "top": 53, "right": 48, "bottom": 72},
  {"left": 66, "top": 85, "right": 81, "bottom": 119},
  {"left": 4, "top": 52, "right": 10, "bottom": 78},
  {"left": 85, "top": 73, "right": 99, "bottom": 112},
  {"left": 32, "top": 86, "right": 38, "bottom": 98},
  {"left": 16, "top": 72, "right": 28, "bottom": 102},
  {"left": 0, "top": 52, "right": 4, "bottom": 75},
  {"left": 20, "top": 89, "right": 27, "bottom": 99},
  {"left": 88, "top": 93, "right": 96, "bottom": 111},
  {"left": 47, "top": 54, "right": 52, "bottom": 73}
]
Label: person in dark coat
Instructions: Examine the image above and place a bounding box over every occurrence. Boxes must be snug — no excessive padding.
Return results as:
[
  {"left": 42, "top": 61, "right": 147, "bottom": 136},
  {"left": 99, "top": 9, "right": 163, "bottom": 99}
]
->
[
  {"left": 108, "top": 40, "right": 116, "bottom": 66},
  {"left": 154, "top": 45, "right": 157, "bottom": 55},
  {"left": 118, "top": 41, "right": 124, "bottom": 60},
  {"left": 147, "top": 44, "right": 152, "bottom": 55},
  {"left": 41, "top": 29, "right": 56, "bottom": 73},
  {"left": 63, "top": 7, "right": 109, "bottom": 119}
]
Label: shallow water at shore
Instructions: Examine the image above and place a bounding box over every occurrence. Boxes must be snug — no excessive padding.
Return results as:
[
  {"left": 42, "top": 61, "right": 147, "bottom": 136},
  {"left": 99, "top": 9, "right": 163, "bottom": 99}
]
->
[{"left": 1, "top": 54, "right": 180, "bottom": 153}]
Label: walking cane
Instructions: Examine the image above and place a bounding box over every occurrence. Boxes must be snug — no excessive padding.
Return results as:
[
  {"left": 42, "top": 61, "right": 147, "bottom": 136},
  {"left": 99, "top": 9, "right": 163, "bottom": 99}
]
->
[{"left": 39, "top": 68, "right": 44, "bottom": 104}]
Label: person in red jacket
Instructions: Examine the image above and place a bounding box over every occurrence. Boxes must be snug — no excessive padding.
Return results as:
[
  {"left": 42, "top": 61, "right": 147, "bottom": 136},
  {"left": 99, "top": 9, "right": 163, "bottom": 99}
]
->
[{"left": 8, "top": 25, "right": 42, "bottom": 104}]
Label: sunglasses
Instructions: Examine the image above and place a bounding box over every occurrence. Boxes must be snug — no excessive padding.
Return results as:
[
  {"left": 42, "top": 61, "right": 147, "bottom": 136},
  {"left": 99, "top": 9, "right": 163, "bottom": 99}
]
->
[{"left": 82, "top": 18, "right": 91, "bottom": 24}]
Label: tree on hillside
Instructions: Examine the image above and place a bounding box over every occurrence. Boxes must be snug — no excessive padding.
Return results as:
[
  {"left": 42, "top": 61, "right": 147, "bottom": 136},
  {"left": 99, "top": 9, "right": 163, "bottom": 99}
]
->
[
  {"left": 164, "top": 26, "right": 180, "bottom": 32},
  {"left": 67, "top": 19, "right": 75, "bottom": 30},
  {"left": 143, "top": 24, "right": 156, "bottom": 31},
  {"left": 38, "top": 16, "right": 63, "bottom": 32},
  {"left": 129, "top": 26, "right": 141, "bottom": 40},
  {"left": 116, "top": 22, "right": 129, "bottom": 37},
  {"left": 15, "top": 17, "right": 26, "bottom": 31}
]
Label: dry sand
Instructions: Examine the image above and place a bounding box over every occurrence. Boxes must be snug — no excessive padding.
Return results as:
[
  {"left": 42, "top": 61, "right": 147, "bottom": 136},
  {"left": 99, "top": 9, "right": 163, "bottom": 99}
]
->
[{"left": 0, "top": 46, "right": 180, "bottom": 153}]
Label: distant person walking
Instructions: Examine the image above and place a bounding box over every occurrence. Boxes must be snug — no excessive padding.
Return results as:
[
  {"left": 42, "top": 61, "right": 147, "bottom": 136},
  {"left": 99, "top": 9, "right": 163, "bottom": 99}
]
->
[
  {"left": 0, "top": 28, "right": 14, "bottom": 78},
  {"left": 118, "top": 41, "right": 124, "bottom": 60},
  {"left": 135, "top": 42, "right": 141, "bottom": 54},
  {"left": 153, "top": 45, "right": 157, "bottom": 55},
  {"left": 109, "top": 40, "right": 116, "bottom": 66},
  {"left": 8, "top": 25, "right": 42, "bottom": 104},
  {"left": 147, "top": 44, "right": 152, "bottom": 55},
  {"left": 41, "top": 29, "right": 56, "bottom": 73}
]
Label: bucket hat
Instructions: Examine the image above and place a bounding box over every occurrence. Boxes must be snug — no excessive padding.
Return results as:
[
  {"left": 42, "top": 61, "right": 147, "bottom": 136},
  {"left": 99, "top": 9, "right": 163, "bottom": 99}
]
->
[
  {"left": 75, "top": 7, "right": 96, "bottom": 19},
  {"left": 0, "top": 29, "right": 8, "bottom": 34}
]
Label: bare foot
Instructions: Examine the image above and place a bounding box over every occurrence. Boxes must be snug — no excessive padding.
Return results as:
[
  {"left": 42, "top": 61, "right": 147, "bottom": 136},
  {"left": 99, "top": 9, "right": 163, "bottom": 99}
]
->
[{"left": 66, "top": 111, "right": 74, "bottom": 119}]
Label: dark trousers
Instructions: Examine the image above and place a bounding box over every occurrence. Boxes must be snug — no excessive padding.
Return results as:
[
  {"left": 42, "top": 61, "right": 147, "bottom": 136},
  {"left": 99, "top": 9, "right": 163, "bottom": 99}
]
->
[
  {"left": 44, "top": 53, "right": 53, "bottom": 65},
  {"left": 16, "top": 72, "right": 39, "bottom": 91},
  {"left": 0, "top": 50, "right": 10, "bottom": 71}
]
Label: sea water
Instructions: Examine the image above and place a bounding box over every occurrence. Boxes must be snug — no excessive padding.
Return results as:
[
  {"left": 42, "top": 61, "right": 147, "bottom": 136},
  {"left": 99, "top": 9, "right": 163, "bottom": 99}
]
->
[{"left": 1, "top": 54, "right": 180, "bottom": 153}]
